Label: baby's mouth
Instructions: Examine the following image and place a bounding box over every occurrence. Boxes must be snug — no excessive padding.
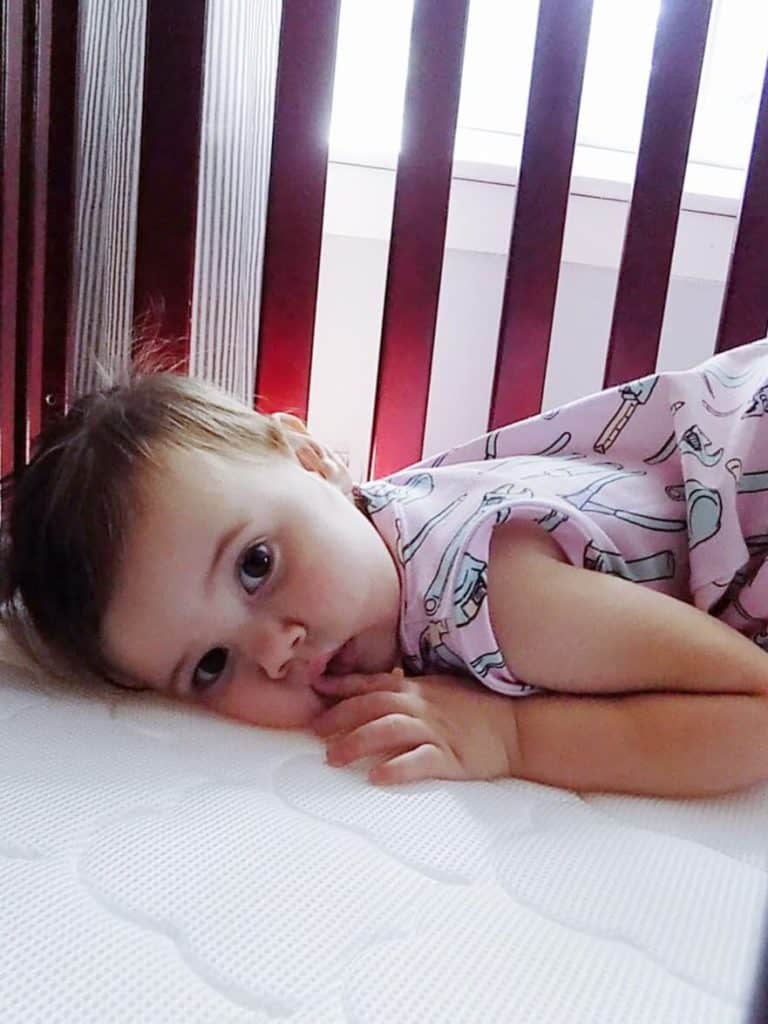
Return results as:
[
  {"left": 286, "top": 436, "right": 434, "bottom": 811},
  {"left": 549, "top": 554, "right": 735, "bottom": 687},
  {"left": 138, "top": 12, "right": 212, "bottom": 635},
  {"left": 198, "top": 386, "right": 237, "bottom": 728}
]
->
[{"left": 326, "top": 637, "right": 357, "bottom": 676}]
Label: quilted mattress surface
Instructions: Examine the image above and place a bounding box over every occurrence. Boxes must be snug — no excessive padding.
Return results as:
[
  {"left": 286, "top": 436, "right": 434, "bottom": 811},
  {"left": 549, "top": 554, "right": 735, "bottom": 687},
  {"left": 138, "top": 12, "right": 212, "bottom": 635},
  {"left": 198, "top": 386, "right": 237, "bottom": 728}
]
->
[{"left": 1, "top": 652, "right": 767, "bottom": 1023}]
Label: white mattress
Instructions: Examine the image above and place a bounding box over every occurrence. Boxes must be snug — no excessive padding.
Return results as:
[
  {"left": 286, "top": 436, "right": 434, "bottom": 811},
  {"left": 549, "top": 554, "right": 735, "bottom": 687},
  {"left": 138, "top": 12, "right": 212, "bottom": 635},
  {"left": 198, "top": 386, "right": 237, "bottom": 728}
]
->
[{"left": 1, "top": 649, "right": 767, "bottom": 1023}]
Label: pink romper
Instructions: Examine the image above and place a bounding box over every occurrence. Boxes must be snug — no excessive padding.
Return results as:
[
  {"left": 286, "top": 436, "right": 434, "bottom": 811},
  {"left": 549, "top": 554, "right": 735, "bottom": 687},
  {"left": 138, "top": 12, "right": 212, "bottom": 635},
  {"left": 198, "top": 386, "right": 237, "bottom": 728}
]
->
[{"left": 356, "top": 338, "right": 768, "bottom": 695}]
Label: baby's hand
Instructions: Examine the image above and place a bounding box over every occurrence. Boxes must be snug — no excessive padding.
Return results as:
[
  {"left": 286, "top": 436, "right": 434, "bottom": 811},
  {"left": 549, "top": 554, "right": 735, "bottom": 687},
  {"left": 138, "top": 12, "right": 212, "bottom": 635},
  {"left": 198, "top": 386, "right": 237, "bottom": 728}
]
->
[{"left": 311, "top": 670, "right": 512, "bottom": 785}]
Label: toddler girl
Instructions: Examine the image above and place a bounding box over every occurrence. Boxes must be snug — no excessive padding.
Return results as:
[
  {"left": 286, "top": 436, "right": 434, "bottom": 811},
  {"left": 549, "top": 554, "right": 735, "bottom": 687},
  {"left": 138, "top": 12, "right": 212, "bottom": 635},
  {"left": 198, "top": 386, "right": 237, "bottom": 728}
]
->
[{"left": 4, "top": 340, "right": 768, "bottom": 797}]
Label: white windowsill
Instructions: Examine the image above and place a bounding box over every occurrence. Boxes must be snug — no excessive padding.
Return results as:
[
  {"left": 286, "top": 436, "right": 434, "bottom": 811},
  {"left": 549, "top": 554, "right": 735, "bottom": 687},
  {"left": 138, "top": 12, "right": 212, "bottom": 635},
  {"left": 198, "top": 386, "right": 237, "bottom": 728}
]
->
[
  {"left": 329, "top": 125, "right": 745, "bottom": 216},
  {"left": 325, "top": 126, "right": 743, "bottom": 284}
]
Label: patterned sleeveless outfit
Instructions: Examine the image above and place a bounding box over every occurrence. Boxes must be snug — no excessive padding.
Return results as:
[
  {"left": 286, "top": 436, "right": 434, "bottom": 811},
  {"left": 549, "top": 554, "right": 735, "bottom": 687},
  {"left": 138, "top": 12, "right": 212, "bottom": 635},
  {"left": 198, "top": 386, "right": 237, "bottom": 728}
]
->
[{"left": 356, "top": 339, "right": 768, "bottom": 695}]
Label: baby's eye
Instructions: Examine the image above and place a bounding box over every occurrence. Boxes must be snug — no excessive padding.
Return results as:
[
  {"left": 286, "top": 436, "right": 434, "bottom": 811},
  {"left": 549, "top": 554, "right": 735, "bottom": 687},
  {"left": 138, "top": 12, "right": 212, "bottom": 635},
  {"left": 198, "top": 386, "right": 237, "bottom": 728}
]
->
[
  {"left": 238, "top": 542, "right": 273, "bottom": 594},
  {"left": 192, "top": 647, "right": 228, "bottom": 692}
]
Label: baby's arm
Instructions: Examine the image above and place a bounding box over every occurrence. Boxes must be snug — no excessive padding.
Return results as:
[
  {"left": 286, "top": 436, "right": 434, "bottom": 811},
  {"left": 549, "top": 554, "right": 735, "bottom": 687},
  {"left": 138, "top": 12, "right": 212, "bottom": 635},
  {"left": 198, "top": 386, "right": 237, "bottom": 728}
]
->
[
  {"left": 488, "top": 519, "right": 768, "bottom": 698},
  {"left": 487, "top": 519, "right": 768, "bottom": 795},
  {"left": 314, "top": 521, "right": 768, "bottom": 795}
]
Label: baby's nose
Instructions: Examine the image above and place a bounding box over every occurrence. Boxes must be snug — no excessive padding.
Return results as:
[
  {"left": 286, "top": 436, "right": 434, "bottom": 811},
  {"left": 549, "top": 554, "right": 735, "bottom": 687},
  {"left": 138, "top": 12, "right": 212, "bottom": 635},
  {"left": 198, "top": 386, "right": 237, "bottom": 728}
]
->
[{"left": 249, "top": 619, "right": 307, "bottom": 680}]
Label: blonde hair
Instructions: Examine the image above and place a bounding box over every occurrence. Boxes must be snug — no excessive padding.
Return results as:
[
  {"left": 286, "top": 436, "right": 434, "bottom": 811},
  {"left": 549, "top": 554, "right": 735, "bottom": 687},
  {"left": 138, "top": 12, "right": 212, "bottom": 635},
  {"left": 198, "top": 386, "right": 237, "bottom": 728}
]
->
[{"left": 0, "top": 371, "right": 292, "bottom": 687}]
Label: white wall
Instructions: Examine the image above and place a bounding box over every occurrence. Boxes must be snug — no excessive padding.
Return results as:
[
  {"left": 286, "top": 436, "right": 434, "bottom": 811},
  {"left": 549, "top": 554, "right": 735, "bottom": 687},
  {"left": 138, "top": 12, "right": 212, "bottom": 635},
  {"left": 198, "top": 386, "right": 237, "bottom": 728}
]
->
[{"left": 307, "top": 162, "right": 737, "bottom": 479}]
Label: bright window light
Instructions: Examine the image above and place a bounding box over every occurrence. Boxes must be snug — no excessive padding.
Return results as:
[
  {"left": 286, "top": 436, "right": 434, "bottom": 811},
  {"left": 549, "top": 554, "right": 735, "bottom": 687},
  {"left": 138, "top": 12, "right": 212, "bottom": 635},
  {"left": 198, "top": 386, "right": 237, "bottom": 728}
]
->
[
  {"left": 328, "top": 0, "right": 768, "bottom": 197},
  {"left": 328, "top": 0, "right": 413, "bottom": 166}
]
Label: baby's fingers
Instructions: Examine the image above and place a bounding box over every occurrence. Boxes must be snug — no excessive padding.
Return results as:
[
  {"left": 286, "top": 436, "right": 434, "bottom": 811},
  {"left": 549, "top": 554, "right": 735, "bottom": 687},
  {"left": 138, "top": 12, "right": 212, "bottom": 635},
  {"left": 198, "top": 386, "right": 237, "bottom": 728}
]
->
[
  {"left": 312, "top": 667, "right": 405, "bottom": 699},
  {"left": 326, "top": 713, "right": 430, "bottom": 767},
  {"left": 313, "top": 689, "right": 411, "bottom": 738},
  {"left": 371, "top": 745, "right": 461, "bottom": 786}
]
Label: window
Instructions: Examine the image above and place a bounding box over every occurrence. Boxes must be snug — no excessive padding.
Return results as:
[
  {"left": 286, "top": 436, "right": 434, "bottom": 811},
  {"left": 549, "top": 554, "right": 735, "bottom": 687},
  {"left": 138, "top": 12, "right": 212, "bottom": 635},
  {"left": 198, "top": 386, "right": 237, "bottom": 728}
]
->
[{"left": 328, "top": 0, "right": 768, "bottom": 201}]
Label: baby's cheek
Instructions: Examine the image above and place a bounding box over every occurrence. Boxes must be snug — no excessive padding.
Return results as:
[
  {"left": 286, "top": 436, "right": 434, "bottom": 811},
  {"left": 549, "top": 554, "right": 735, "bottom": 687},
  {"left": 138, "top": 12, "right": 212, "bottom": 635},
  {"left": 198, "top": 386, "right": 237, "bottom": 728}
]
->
[
  {"left": 211, "top": 681, "right": 321, "bottom": 730},
  {"left": 306, "top": 570, "right": 353, "bottom": 613}
]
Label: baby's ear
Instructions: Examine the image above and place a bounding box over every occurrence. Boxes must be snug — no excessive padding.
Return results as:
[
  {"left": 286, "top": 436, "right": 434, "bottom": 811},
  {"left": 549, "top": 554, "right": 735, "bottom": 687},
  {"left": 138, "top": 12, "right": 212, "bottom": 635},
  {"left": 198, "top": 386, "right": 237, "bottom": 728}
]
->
[
  {"left": 272, "top": 412, "right": 308, "bottom": 437},
  {"left": 272, "top": 412, "right": 355, "bottom": 495}
]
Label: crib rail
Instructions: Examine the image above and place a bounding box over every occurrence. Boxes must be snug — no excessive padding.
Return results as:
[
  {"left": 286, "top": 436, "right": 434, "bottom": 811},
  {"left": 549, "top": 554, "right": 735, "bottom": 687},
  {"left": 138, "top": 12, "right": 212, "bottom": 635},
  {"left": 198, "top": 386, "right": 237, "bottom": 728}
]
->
[
  {"left": 2, "top": 0, "right": 768, "bottom": 494},
  {"left": 717, "top": 60, "right": 768, "bottom": 355},
  {"left": 1, "top": 0, "right": 77, "bottom": 487},
  {"left": 603, "top": 0, "right": 712, "bottom": 389},
  {"left": 488, "top": 0, "right": 592, "bottom": 432},
  {"left": 368, "top": 0, "right": 469, "bottom": 475},
  {"left": 255, "top": 0, "right": 341, "bottom": 418},
  {"left": 132, "top": 2, "right": 207, "bottom": 373},
  {"left": 1, "top": 0, "right": 23, "bottom": 487}
]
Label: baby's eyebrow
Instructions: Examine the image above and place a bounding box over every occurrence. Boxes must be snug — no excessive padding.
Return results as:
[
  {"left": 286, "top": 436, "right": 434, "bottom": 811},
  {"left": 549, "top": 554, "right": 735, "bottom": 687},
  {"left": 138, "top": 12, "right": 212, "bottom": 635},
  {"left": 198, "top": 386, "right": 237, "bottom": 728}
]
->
[
  {"left": 205, "top": 520, "right": 248, "bottom": 594},
  {"left": 163, "top": 518, "right": 249, "bottom": 697}
]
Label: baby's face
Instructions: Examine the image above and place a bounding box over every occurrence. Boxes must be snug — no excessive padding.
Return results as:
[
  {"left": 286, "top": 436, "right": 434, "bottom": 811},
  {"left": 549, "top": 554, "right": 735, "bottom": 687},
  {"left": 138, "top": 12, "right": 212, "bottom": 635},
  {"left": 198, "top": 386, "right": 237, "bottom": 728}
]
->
[{"left": 101, "top": 444, "right": 401, "bottom": 728}]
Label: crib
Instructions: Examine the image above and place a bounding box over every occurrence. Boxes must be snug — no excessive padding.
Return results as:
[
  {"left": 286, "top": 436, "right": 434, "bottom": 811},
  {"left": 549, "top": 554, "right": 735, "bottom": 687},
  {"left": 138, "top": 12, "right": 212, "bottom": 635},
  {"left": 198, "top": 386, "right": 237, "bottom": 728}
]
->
[{"left": 2, "top": 1, "right": 768, "bottom": 1020}]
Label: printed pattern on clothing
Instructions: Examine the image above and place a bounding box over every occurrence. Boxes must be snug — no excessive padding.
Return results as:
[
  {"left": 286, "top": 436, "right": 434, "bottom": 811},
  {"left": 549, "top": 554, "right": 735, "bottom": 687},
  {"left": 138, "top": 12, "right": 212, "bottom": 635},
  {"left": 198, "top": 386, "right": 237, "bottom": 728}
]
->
[{"left": 357, "top": 338, "right": 768, "bottom": 696}]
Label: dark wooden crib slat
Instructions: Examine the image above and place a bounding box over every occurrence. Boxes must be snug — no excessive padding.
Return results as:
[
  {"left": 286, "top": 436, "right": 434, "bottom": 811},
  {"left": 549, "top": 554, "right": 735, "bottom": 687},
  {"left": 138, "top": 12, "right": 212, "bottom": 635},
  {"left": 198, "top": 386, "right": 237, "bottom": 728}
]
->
[
  {"left": 38, "top": 1, "right": 77, "bottom": 431},
  {"left": 488, "top": 0, "right": 593, "bottom": 430},
  {"left": 603, "top": 0, "right": 713, "bottom": 388},
  {"left": 14, "top": 0, "right": 49, "bottom": 463},
  {"left": 132, "top": 0, "right": 207, "bottom": 371},
  {"left": 1, "top": 0, "right": 24, "bottom": 485},
  {"left": 716, "top": 56, "right": 768, "bottom": 353},
  {"left": 19, "top": 0, "right": 77, "bottom": 458},
  {"left": 2, "top": 0, "right": 77, "bottom": 502},
  {"left": 254, "top": 0, "right": 341, "bottom": 419},
  {"left": 368, "top": 0, "right": 470, "bottom": 478}
]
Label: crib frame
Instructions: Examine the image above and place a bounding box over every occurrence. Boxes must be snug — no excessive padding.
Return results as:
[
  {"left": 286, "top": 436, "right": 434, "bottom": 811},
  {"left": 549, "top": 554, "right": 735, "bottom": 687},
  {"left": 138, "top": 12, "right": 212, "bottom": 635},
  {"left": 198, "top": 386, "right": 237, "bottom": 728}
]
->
[
  {"left": 2, "top": 0, "right": 768, "bottom": 485},
  {"left": 3, "top": 2, "right": 768, "bottom": 1008}
]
